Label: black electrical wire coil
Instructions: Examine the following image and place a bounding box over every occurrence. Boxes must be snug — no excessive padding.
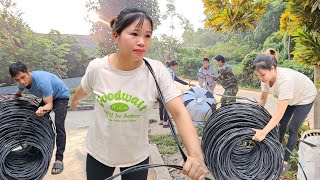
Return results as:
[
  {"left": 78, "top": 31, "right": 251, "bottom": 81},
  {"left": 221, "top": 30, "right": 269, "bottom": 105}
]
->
[
  {"left": 201, "top": 102, "right": 283, "bottom": 180},
  {"left": 0, "top": 95, "right": 55, "bottom": 180}
]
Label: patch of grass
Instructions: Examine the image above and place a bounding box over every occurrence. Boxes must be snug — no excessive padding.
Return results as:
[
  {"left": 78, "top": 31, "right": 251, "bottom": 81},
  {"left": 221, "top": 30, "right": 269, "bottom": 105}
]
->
[
  {"left": 196, "top": 127, "right": 204, "bottom": 137},
  {"left": 149, "top": 135, "right": 183, "bottom": 156}
]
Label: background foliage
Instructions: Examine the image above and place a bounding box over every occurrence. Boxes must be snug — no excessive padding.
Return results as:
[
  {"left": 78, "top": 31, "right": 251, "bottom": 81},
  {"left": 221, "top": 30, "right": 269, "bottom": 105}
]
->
[{"left": 1, "top": 0, "right": 319, "bottom": 90}]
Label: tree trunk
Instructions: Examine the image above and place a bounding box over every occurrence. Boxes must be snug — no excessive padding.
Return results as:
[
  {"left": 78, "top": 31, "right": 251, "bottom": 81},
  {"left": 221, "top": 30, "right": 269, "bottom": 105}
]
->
[{"left": 313, "top": 65, "right": 320, "bottom": 129}]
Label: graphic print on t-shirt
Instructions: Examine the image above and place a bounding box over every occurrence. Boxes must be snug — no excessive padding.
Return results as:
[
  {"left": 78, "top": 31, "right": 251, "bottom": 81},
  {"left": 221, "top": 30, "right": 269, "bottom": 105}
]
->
[{"left": 96, "top": 90, "right": 147, "bottom": 123}]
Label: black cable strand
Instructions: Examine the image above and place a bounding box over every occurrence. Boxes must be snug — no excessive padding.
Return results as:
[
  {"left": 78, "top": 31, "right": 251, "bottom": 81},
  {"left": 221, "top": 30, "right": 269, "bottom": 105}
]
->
[
  {"left": 202, "top": 102, "right": 283, "bottom": 180},
  {"left": 105, "top": 164, "right": 183, "bottom": 180},
  {"left": 0, "top": 95, "right": 55, "bottom": 180},
  {"left": 278, "top": 143, "right": 308, "bottom": 179},
  {"left": 144, "top": 60, "right": 187, "bottom": 161}
]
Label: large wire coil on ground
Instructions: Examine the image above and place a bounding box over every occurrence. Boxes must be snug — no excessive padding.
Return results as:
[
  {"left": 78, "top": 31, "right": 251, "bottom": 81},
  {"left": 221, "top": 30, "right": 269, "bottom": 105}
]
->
[
  {"left": 0, "top": 95, "right": 55, "bottom": 180},
  {"left": 183, "top": 87, "right": 216, "bottom": 126},
  {"left": 202, "top": 102, "right": 283, "bottom": 180}
]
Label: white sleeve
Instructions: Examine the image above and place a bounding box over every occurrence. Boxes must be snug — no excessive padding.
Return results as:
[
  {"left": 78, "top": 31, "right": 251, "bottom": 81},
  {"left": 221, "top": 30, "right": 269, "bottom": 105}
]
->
[{"left": 80, "top": 61, "right": 94, "bottom": 94}]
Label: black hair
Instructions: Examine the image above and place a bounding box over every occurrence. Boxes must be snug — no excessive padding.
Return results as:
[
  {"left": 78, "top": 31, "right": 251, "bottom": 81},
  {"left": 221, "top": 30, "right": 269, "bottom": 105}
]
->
[
  {"left": 253, "top": 48, "right": 278, "bottom": 70},
  {"left": 213, "top": 55, "right": 225, "bottom": 63},
  {"left": 169, "top": 60, "right": 178, "bottom": 67},
  {"left": 9, "top": 61, "right": 28, "bottom": 77},
  {"left": 110, "top": 7, "right": 153, "bottom": 35},
  {"left": 164, "top": 60, "right": 178, "bottom": 67},
  {"left": 203, "top": 58, "right": 209, "bottom": 62}
]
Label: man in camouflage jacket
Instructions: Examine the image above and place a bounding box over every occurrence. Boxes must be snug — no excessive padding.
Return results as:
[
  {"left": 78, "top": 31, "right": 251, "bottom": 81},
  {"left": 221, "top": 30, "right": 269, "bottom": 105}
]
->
[{"left": 213, "top": 55, "right": 238, "bottom": 106}]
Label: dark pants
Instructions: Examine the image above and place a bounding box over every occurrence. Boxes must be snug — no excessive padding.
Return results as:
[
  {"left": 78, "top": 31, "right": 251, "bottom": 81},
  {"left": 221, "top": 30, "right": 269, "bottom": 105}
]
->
[
  {"left": 279, "top": 102, "right": 314, "bottom": 161},
  {"left": 39, "top": 98, "right": 68, "bottom": 161},
  {"left": 158, "top": 98, "right": 168, "bottom": 122},
  {"left": 86, "top": 154, "right": 149, "bottom": 180},
  {"left": 221, "top": 85, "right": 238, "bottom": 106}
]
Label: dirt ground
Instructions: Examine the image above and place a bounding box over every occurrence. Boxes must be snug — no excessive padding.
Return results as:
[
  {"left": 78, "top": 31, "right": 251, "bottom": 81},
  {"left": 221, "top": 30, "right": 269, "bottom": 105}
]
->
[{"left": 42, "top": 82, "right": 314, "bottom": 180}]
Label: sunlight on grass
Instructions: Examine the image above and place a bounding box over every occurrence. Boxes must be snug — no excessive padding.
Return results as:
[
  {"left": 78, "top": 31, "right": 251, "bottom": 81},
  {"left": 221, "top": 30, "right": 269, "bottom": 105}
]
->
[{"left": 149, "top": 135, "right": 183, "bottom": 156}]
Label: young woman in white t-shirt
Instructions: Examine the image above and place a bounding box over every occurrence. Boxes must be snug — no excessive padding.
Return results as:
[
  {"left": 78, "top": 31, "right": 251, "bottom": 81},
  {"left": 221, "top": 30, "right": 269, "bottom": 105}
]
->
[
  {"left": 70, "top": 7, "right": 208, "bottom": 180},
  {"left": 252, "top": 48, "right": 317, "bottom": 174}
]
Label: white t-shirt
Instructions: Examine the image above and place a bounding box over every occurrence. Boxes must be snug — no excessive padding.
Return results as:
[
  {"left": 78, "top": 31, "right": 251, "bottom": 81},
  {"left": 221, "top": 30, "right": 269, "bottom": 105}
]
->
[
  {"left": 81, "top": 56, "right": 181, "bottom": 167},
  {"left": 261, "top": 67, "right": 317, "bottom": 106}
]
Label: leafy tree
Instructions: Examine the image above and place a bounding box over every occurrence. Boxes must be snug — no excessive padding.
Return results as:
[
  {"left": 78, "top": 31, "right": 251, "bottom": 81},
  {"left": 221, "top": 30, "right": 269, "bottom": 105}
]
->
[
  {"left": 0, "top": 0, "right": 32, "bottom": 84},
  {"left": 19, "top": 34, "right": 69, "bottom": 78},
  {"left": 147, "top": 35, "right": 181, "bottom": 61},
  {"left": 278, "top": 0, "right": 320, "bottom": 63},
  {"left": 292, "top": 28, "right": 320, "bottom": 66},
  {"left": 209, "top": 34, "right": 252, "bottom": 62},
  {"left": 235, "top": 51, "right": 260, "bottom": 89},
  {"left": 202, "top": 0, "right": 269, "bottom": 32},
  {"left": 43, "top": 30, "right": 90, "bottom": 77},
  {"left": 262, "top": 31, "right": 289, "bottom": 62},
  {"left": 86, "top": 0, "right": 160, "bottom": 55},
  {"left": 280, "top": 0, "right": 320, "bottom": 34},
  {"left": 253, "top": 0, "right": 286, "bottom": 49},
  {"left": 279, "top": 0, "right": 320, "bottom": 128},
  {"left": 175, "top": 47, "right": 207, "bottom": 79},
  {"left": 181, "top": 28, "right": 225, "bottom": 48}
]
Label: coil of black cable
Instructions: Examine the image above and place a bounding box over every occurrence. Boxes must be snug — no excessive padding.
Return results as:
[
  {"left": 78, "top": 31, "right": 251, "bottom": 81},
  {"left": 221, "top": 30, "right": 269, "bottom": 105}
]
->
[
  {"left": 0, "top": 95, "right": 55, "bottom": 180},
  {"left": 202, "top": 102, "right": 283, "bottom": 180}
]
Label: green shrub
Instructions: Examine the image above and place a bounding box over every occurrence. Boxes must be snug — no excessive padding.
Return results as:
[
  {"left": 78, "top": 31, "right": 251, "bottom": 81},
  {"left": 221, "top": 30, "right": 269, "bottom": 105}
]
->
[
  {"left": 281, "top": 60, "right": 314, "bottom": 80},
  {"left": 236, "top": 51, "right": 261, "bottom": 89}
]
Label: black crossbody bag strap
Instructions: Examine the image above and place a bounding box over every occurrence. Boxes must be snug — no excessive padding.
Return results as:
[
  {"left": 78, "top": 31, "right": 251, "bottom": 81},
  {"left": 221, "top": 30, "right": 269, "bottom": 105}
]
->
[{"left": 144, "top": 59, "right": 187, "bottom": 161}]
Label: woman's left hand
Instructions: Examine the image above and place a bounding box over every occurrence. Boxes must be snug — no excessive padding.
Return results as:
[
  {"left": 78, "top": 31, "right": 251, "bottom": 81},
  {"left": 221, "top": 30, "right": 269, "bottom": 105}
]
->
[
  {"left": 252, "top": 128, "right": 267, "bottom": 142},
  {"left": 178, "top": 156, "right": 209, "bottom": 180}
]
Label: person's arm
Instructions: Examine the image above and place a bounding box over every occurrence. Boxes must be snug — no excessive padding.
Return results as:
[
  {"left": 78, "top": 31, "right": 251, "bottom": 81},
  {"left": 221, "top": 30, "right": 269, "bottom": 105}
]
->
[
  {"left": 70, "top": 85, "right": 89, "bottom": 110},
  {"left": 166, "top": 96, "right": 209, "bottom": 179},
  {"left": 15, "top": 90, "right": 22, "bottom": 97},
  {"left": 174, "top": 75, "right": 190, "bottom": 86},
  {"left": 252, "top": 99, "right": 289, "bottom": 142},
  {"left": 215, "top": 66, "right": 231, "bottom": 82},
  {"left": 36, "top": 96, "right": 53, "bottom": 116},
  {"left": 259, "top": 91, "right": 269, "bottom": 107},
  {"left": 198, "top": 72, "right": 204, "bottom": 88}
]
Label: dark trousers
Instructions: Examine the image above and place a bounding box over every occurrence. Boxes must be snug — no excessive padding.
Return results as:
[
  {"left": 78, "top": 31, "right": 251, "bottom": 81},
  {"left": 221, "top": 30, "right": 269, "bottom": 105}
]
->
[
  {"left": 158, "top": 98, "right": 168, "bottom": 122},
  {"left": 221, "top": 85, "right": 238, "bottom": 106},
  {"left": 279, "top": 102, "right": 314, "bottom": 161},
  {"left": 39, "top": 98, "right": 68, "bottom": 161},
  {"left": 86, "top": 153, "right": 149, "bottom": 180}
]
